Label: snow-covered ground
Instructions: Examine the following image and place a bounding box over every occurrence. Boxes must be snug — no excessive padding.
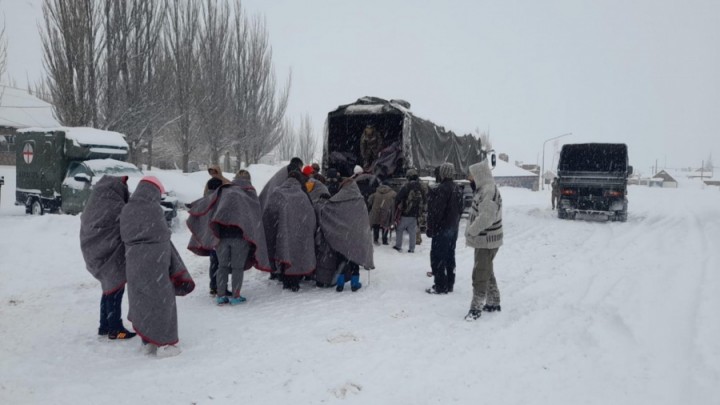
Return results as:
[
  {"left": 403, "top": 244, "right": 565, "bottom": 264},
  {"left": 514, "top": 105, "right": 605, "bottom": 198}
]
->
[{"left": 1, "top": 164, "right": 719, "bottom": 405}]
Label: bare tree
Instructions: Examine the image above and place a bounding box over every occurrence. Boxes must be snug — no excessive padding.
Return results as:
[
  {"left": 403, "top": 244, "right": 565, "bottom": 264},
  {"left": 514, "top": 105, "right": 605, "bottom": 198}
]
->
[
  {"left": 197, "top": 0, "right": 231, "bottom": 165},
  {"left": 229, "top": 5, "right": 290, "bottom": 166},
  {"left": 276, "top": 117, "right": 296, "bottom": 161},
  {"left": 41, "top": 0, "right": 102, "bottom": 127},
  {"left": 102, "top": 0, "right": 166, "bottom": 164},
  {"left": 163, "top": 0, "right": 201, "bottom": 172},
  {"left": 295, "top": 113, "right": 317, "bottom": 164}
]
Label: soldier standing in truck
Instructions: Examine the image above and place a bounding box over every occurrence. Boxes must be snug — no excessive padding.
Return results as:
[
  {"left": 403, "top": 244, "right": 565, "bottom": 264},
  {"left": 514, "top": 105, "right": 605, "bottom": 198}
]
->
[{"left": 360, "top": 124, "right": 382, "bottom": 169}]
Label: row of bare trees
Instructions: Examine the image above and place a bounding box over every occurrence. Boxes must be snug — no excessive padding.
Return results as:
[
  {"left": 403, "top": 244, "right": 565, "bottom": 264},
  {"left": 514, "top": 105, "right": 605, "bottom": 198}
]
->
[{"left": 39, "top": 0, "right": 291, "bottom": 172}]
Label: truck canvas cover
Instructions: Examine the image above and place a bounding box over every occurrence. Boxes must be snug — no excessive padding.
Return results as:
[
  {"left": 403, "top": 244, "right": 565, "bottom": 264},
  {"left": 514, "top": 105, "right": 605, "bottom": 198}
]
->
[{"left": 324, "top": 97, "right": 484, "bottom": 177}]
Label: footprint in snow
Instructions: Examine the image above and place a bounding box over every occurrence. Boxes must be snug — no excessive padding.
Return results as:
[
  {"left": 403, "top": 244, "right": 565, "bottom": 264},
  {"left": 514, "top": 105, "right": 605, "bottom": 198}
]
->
[
  {"left": 330, "top": 382, "right": 362, "bottom": 399},
  {"left": 327, "top": 333, "right": 359, "bottom": 344}
]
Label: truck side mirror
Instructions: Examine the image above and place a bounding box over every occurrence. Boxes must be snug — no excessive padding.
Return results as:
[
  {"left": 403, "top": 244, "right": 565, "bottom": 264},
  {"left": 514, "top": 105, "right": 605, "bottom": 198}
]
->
[
  {"left": 74, "top": 173, "right": 91, "bottom": 183},
  {"left": 628, "top": 165, "right": 633, "bottom": 176}
]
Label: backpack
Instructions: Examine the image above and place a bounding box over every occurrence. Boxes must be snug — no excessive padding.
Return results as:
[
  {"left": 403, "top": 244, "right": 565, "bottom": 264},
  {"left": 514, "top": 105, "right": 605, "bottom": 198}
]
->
[{"left": 403, "top": 184, "right": 424, "bottom": 217}]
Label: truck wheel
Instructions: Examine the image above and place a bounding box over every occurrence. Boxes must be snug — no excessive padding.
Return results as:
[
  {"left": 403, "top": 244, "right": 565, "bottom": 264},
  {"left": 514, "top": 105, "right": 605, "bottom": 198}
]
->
[
  {"left": 31, "top": 200, "right": 44, "bottom": 216},
  {"left": 616, "top": 212, "right": 627, "bottom": 222},
  {"left": 558, "top": 209, "right": 568, "bottom": 219}
]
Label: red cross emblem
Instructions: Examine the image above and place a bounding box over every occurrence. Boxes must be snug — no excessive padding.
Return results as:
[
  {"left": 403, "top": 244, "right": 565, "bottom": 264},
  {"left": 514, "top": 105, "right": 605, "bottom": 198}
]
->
[{"left": 23, "top": 143, "right": 34, "bottom": 164}]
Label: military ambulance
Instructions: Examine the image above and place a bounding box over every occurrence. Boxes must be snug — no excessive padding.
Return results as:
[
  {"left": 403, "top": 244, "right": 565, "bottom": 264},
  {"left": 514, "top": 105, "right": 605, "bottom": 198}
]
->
[{"left": 15, "top": 127, "right": 177, "bottom": 223}]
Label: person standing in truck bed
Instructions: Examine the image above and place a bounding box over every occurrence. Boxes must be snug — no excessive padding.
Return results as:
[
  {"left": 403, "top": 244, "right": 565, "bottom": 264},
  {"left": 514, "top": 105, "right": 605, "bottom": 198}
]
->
[{"left": 360, "top": 124, "right": 382, "bottom": 169}]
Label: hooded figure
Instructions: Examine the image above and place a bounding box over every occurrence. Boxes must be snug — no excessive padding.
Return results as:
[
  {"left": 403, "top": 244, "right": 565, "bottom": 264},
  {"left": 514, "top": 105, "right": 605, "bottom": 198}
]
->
[
  {"left": 120, "top": 177, "right": 195, "bottom": 350},
  {"left": 464, "top": 157, "right": 503, "bottom": 321},
  {"left": 367, "top": 182, "right": 397, "bottom": 245},
  {"left": 262, "top": 171, "right": 317, "bottom": 291},
  {"left": 80, "top": 175, "right": 135, "bottom": 339},
  {"left": 187, "top": 178, "right": 272, "bottom": 302},
  {"left": 259, "top": 157, "right": 303, "bottom": 210},
  {"left": 314, "top": 180, "right": 375, "bottom": 290},
  {"left": 204, "top": 164, "right": 232, "bottom": 197}
]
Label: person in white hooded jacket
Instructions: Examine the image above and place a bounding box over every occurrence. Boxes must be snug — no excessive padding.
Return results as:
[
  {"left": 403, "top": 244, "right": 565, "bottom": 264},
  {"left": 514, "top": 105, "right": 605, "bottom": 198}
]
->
[{"left": 464, "top": 158, "right": 503, "bottom": 321}]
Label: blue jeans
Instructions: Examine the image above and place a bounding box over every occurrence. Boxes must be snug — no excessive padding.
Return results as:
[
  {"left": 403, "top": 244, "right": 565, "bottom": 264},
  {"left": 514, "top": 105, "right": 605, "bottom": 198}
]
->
[{"left": 99, "top": 288, "right": 125, "bottom": 333}]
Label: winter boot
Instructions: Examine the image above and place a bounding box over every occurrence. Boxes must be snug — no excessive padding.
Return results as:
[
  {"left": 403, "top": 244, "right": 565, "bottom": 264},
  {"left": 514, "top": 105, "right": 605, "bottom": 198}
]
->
[
  {"left": 464, "top": 309, "right": 482, "bottom": 321},
  {"left": 482, "top": 304, "right": 501, "bottom": 312},
  {"left": 216, "top": 296, "right": 230, "bottom": 305},
  {"left": 350, "top": 275, "right": 362, "bottom": 292},
  {"left": 229, "top": 296, "right": 247, "bottom": 305},
  {"left": 336, "top": 274, "right": 345, "bottom": 292},
  {"left": 108, "top": 328, "right": 137, "bottom": 340},
  {"left": 425, "top": 285, "right": 448, "bottom": 295}
]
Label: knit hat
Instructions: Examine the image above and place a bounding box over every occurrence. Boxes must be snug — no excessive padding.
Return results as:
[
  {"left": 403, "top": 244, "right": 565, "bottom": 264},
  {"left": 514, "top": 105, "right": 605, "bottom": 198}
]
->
[
  {"left": 302, "top": 165, "right": 314, "bottom": 176},
  {"left": 326, "top": 168, "right": 340, "bottom": 181},
  {"left": 141, "top": 175, "right": 165, "bottom": 194},
  {"left": 405, "top": 168, "right": 418, "bottom": 178},
  {"left": 353, "top": 165, "right": 364, "bottom": 175},
  {"left": 439, "top": 163, "right": 455, "bottom": 180}
]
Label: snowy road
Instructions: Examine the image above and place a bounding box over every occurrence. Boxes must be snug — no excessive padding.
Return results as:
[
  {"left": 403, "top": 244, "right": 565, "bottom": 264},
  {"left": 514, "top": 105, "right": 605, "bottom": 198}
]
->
[{"left": 1, "top": 165, "right": 719, "bottom": 404}]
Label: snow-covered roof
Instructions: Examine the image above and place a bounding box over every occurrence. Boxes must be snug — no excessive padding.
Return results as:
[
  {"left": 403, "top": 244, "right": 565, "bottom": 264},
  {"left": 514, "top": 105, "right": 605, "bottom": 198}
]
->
[
  {"left": 0, "top": 85, "right": 61, "bottom": 128},
  {"left": 493, "top": 159, "right": 538, "bottom": 178},
  {"left": 18, "top": 126, "right": 128, "bottom": 149}
]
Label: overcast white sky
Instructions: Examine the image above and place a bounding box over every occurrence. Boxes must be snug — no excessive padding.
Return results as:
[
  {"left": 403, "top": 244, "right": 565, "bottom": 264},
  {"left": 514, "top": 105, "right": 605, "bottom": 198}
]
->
[{"left": 3, "top": 0, "right": 719, "bottom": 175}]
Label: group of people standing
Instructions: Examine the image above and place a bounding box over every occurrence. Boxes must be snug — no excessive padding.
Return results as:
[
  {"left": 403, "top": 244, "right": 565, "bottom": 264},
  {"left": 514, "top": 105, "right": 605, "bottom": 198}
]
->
[
  {"left": 79, "top": 150, "right": 504, "bottom": 358},
  {"left": 189, "top": 158, "right": 374, "bottom": 298}
]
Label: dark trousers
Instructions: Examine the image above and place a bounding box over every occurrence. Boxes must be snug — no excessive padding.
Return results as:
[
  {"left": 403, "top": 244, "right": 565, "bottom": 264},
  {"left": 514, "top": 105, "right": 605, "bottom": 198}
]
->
[
  {"left": 372, "top": 225, "right": 389, "bottom": 244},
  {"left": 209, "top": 250, "right": 219, "bottom": 290},
  {"left": 99, "top": 288, "right": 125, "bottom": 333},
  {"left": 430, "top": 228, "right": 458, "bottom": 293}
]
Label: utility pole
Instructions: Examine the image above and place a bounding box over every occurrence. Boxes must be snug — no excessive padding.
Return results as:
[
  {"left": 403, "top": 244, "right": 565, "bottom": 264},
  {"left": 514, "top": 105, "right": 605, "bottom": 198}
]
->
[{"left": 541, "top": 132, "right": 572, "bottom": 190}]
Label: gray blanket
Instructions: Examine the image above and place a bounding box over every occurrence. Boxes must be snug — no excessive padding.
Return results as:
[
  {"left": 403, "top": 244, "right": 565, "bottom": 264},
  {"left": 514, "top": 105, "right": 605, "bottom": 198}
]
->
[
  {"left": 258, "top": 167, "right": 288, "bottom": 211},
  {"left": 316, "top": 180, "right": 374, "bottom": 271},
  {"left": 186, "top": 179, "right": 271, "bottom": 271},
  {"left": 120, "top": 181, "right": 195, "bottom": 346},
  {"left": 262, "top": 177, "right": 317, "bottom": 276},
  {"left": 307, "top": 178, "right": 330, "bottom": 204},
  {"left": 79, "top": 175, "right": 129, "bottom": 294}
]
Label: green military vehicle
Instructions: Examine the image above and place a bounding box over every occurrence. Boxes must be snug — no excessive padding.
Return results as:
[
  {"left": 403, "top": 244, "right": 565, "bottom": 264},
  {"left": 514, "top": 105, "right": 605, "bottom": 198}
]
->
[{"left": 14, "top": 127, "right": 177, "bottom": 222}]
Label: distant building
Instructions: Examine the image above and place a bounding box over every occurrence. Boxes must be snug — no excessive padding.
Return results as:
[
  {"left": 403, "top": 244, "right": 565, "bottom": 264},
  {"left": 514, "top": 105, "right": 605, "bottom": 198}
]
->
[
  {"left": 494, "top": 159, "right": 538, "bottom": 190},
  {"left": 652, "top": 170, "right": 678, "bottom": 188}
]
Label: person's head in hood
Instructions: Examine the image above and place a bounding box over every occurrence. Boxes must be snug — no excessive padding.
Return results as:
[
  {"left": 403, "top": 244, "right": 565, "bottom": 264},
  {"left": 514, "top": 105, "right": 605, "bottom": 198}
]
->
[
  {"left": 353, "top": 165, "right": 364, "bottom": 176},
  {"left": 406, "top": 168, "right": 419, "bottom": 181},
  {"left": 141, "top": 175, "right": 165, "bottom": 195},
  {"left": 288, "top": 157, "right": 304, "bottom": 173},
  {"left": 235, "top": 169, "right": 251, "bottom": 182},
  {"left": 326, "top": 168, "right": 342, "bottom": 195}
]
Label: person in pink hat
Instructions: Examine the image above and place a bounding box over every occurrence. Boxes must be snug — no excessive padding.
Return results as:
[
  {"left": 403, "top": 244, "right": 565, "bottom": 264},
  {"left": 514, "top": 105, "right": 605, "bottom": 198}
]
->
[{"left": 120, "top": 176, "right": 195, "bottom": 357}]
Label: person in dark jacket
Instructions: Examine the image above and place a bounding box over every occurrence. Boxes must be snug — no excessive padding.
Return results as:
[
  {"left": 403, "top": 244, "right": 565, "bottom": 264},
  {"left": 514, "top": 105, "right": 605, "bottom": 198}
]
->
[
  {"left": 120, "top": 176, "right": 195, "bottom": 356},
  {"left": 426, "top": 163, "right": 464, "bottom": 294},
  {"left": 80, "top": 175, "right": 136, "bottom": 340},
  {"left": 393, "top": 168, "right": 426, "bottom": 253},
  {"left": 353, "top": 166, "right": 381, "bottom": 210}
]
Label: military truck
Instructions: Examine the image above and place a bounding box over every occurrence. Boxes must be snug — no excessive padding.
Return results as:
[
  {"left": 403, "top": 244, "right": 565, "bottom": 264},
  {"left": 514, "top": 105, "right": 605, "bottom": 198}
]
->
[
  {"left": 556, "top": 143, "right": 632, "bottom": 222},
  {"left": 323, "top": 96, "right": 487, "bottom": 180},
  {"left": 15, "top": 127, "right": 177, "bottom": 222}
]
